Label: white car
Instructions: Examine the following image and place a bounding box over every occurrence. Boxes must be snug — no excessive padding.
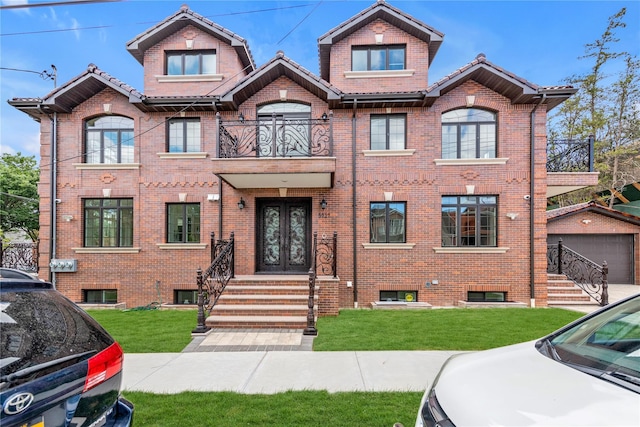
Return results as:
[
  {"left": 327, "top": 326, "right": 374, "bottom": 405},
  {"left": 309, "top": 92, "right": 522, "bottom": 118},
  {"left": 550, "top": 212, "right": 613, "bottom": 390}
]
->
[{"left": 416, "top": 294, "right": 640, "bottom": 427}]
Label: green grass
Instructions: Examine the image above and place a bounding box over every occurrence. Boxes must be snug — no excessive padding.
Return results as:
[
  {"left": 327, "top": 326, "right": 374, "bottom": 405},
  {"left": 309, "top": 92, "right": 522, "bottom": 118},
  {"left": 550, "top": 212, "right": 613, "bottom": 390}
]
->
[
  {"left": 313, "top": 308, "right": 584, "bottom": 351},
  {"left": 123, "top": 390, "right": 423, "bottom": 427},
  {"left": 86, "top": 309, "right": 197, "bottom": 353},
  {"left": 87, "top": 307, "right": 584, "bottom": 353},
  {"left": 91, "top": 308, "right": 585, "bottom": 426}
]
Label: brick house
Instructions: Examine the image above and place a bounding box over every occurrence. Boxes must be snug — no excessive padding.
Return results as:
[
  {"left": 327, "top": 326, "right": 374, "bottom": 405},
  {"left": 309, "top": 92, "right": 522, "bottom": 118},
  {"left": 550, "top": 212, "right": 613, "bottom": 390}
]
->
[
  {"left": 547, "top": 201, "right": 640, "bottom": 285},
  {"left": 9, "top": 1, "right": 598, "bottom": 326}
]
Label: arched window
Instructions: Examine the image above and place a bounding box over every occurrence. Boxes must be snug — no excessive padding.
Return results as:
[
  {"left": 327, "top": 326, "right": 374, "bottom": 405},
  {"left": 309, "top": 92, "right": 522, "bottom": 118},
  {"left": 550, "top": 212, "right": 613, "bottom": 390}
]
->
[
  {"left": 257, "top": 102, "right": 311, "bottom": 157},
  {"left": 85, "top": 116, "right": 134, "bottom": 164},
  {"left": 441, "top": 109, "right": 496, "bottom": 159}
]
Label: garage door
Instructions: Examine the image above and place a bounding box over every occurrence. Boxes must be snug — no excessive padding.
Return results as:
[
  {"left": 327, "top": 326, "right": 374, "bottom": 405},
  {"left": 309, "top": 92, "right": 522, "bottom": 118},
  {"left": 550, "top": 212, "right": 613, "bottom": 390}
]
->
[{"left": 547, "top": 234, "right": 634, "bottom": 284}]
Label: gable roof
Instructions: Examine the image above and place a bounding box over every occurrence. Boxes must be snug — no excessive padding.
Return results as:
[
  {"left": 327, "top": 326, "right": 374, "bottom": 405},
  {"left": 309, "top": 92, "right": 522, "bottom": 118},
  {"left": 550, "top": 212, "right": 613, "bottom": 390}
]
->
[
  {"left": 219, "top": 51, "right": 342, "bottom": 109},
  {"left": 547, "top": 201, "right": 640, "bottom": 226},
  {"left": 317, "top": 0, "right": 444, "bottom": 81},
  {"left": 424, "top": 53, "right": 576, "bottom": 110},
  {"left": 126, "top": 4, "right": 255, "bottom": 71},
  {"left": 8, "top": 64, "right": 144, "bottom": 120}
]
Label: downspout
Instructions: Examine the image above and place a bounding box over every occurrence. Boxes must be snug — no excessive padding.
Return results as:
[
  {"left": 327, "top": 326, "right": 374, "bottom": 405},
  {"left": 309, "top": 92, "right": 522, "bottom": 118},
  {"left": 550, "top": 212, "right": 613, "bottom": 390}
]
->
[
  {"left": 218, "top": 179, "right": 223, "bottom": 238},
  {"left": 351, "top": 100, "right": 358, "bottom": 308},
  {"left": 49, "top": 111, "right": 58, "bottom": 287},
  {"left": 529, "top": 93, "right": 546, "bottom": 307}
]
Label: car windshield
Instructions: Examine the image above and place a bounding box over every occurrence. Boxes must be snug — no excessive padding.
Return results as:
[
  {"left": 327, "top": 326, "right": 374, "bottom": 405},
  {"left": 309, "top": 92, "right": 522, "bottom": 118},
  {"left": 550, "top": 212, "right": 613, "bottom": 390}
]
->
[{"left": 542, "top": 295, "right": 640, "bottom": 391}]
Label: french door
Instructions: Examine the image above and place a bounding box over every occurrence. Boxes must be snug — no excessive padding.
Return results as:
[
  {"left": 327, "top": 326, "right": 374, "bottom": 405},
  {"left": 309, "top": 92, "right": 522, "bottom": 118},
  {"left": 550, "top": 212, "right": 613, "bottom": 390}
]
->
[{"left": 257, "top": 199, "right": 311, "bottom": 273}]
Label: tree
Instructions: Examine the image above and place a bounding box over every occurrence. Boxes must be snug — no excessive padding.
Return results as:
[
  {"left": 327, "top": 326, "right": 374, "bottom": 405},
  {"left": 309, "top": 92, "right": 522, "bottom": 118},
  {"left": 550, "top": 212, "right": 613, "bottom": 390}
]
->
[
  {"left": 0, "top": 153, "right": 40, "bottom": 241},
  {"left": 548, "top": 7, "right": 640, "bottom": 207}
]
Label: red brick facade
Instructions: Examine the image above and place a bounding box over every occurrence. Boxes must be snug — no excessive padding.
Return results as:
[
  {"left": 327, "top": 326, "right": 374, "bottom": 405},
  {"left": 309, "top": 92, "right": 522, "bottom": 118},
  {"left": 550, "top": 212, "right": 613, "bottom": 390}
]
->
[{"left": 13, "top": 1, "right": 586, "bottom": 313}]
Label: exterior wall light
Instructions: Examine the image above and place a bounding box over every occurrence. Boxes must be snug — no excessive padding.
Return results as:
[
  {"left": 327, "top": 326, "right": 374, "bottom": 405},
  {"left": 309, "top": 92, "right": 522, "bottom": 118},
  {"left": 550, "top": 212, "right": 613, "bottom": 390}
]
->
[
  {"left": 320, "top": 198, "right": 327, "bottom": 209},
  {"left": 321, "top": 112, "right": 328, "bottom": 121},
  {"left": 238, "top": 112, "right": 245, "bottom": 123},
  {"left": 238, "top": 198, "right": 245, "bottom": 210}
]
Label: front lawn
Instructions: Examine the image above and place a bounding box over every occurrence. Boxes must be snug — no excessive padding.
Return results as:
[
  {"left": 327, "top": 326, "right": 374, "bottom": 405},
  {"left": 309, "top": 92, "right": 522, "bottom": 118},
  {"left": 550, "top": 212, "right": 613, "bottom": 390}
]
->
[
  {"left": 123, "top": 390, "right": 422, "bottom": 427},
  {"left": 87, "top": 307, "right": 584, "bottom": 353},
  {"left": 313, "top": 308, "right": 584, "bottom": 351},
  {"left": 87, "top": 309, "right": 197, "bottom": 353}
]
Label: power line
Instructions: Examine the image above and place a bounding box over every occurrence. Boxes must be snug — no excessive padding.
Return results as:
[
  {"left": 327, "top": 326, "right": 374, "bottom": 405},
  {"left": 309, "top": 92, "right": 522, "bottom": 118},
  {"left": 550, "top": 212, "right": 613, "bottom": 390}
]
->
[
  {"left": 277, "top": 1, "right": 323, "bottom": 45},
  {"left": 0, "top": 66, "right": 56, "bottom": 82},
  {"left": 0, "top": 4, "right": 314, "bottom": 37},
  {"left": 0, "top": 0, "right": 121, "bottom": 10}
]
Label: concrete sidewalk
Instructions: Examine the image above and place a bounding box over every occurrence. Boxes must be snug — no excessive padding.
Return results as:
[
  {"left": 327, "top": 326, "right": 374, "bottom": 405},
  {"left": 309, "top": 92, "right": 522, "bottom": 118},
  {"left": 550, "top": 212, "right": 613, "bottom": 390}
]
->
[
  {"left": 121, "top": 285, "right": 638, "bottom": 395},
  {"left": 122, "top": 350, "right": 461, "bottom": 394}
]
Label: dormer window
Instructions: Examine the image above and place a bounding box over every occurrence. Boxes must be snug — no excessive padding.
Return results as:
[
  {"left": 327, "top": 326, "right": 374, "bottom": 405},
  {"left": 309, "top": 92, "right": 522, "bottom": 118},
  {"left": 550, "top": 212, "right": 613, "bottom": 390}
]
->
[
  {"left": 166, "top": 50, "right": 216, "bottom": 75},
  {"left": 352, "top": 45, "right": 405, "bottom": 71}
]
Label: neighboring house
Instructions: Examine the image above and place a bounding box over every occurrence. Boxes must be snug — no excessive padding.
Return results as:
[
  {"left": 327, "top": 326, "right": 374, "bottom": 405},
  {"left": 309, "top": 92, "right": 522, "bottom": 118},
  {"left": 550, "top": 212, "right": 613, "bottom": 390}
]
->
[
  {"left": 595, "top": 182, "right": 640, "bottom": 216},
  {"left": 8, "top": 1, "right": 597, "bottom": 321},
  {"left": 547, "top": 201, "right": 640, "bottom": 285}
]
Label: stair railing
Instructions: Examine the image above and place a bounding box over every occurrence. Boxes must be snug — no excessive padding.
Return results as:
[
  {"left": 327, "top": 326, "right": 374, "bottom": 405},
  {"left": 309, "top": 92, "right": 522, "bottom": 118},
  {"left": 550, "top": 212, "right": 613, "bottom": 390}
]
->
[
  {"left": 193, "top": 232, "right": 235, "bottom": 333},
  {"left": 547, "top": 238, "right": 609, "bottom": 306},
  {"left": 304, "top": 231, "right": 338, "bottom": 336}
]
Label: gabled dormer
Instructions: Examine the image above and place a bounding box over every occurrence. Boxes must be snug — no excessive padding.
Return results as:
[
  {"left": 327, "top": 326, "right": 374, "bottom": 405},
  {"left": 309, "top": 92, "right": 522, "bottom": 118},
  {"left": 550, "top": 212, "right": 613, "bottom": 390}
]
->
[
  {"left": 317, "top": 0, "right": 443, "bottom": 93},
  {"left": 126, "top": 4, "right": 255, "bottom": 97}
]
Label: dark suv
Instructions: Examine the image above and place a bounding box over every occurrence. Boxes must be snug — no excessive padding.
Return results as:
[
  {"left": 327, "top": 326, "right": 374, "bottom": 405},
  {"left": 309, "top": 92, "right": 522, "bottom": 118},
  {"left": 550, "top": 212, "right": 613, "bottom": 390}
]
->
[{"left": 0, "top": 278, "right": 133, "bottom": 427}]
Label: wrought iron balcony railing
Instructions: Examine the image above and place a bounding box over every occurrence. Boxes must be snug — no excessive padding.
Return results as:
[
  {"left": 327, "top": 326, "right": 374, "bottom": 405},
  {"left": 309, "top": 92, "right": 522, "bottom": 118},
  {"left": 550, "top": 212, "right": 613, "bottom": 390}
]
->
[
  {"left": 217, "top": 112, "right": 333, "bottom": 158},
  {"left": 547, "top": 135, "right": 595, "bottom": 173}
]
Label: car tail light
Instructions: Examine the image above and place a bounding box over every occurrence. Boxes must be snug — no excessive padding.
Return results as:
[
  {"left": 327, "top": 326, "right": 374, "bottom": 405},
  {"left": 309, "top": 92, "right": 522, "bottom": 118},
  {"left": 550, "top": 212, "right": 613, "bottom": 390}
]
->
[{"left": 84, "top": 342, "right": 123, "bottom": 392}]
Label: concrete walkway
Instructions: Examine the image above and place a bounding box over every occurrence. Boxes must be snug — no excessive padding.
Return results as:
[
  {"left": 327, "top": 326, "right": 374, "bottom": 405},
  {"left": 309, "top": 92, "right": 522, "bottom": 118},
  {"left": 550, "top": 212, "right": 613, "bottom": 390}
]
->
[
  {"left": 121, "top": 284, "right": 638, "bottom": 394},
  {"left": 122, "top": 350, "right": 461, "bottom": 394}
]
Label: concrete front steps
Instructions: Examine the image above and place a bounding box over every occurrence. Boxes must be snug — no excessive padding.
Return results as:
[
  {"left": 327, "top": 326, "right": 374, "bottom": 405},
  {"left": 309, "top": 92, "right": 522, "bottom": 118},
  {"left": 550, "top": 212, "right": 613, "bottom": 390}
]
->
[
  {"left": 205, "top": 275, "right": 317, "bottom": 329},
  {"left": 547, "top": 273, "right": 596, "bottom": 306}
]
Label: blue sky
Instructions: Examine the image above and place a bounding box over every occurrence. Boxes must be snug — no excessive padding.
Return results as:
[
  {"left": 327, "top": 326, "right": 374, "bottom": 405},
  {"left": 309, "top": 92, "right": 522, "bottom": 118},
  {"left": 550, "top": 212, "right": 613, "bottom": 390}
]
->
[{"left": 1, "top": 0, "right": 638, "bottom": 161}]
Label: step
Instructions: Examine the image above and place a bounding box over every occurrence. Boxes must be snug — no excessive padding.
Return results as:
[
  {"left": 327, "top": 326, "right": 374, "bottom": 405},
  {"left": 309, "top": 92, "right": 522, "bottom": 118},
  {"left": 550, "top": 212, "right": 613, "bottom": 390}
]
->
[
  {"left": 547, "top": 286, "right": 588, "bottom": 295},
  {"left": 547, "top": 293, "right": 592, "bottom": 302},
  {"left": 219, "top": 294, "right": 315, "bottom": 304},
  {"left": 547, "top": 280, "right": 576, "bottom": 288},
  {"left": 211, "top": 304, "right": 312, "bottom": 317},
  {"left": 224, "top": 285, "right": 314, "bottom": 296},
  {"left": 206, "top": 315, "right": 310, "bottom": 329},
  {"left": 548, "top": 300, "right": 598, "bottom": 306}
]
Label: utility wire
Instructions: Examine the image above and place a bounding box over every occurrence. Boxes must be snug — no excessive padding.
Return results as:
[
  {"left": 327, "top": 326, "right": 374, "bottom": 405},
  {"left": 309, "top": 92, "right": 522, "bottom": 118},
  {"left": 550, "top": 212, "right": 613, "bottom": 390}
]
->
[
  {"left": 39, "top": 63, "right": 254, "bottom": 170},
  {"left": 0, "top": 0, "right": 121, "bottom": 10},
  {"left": 1, "top": 4, "right": 314, "bottom": 37},
  {"left": 277, "top": 0, "right": 323, "bottom": 45}
]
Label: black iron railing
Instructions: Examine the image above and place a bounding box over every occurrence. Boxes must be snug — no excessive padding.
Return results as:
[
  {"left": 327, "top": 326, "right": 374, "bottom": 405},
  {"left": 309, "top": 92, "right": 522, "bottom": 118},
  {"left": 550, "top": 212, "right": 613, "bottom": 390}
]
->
[
  {"left": 193, "top": 232, "right": 235, "bottom": 333},
  {"left": 304, "top": 231, "right": 338, "bottom": 336},
  {"left": 547, "top": 239, "right": 609, "bottom": 306},
  {"left": 547, "top": 135, "right": 595, "bottom": 172},
  {"left": 217, "top": 112, "right": 333, "bottom": 158},
  {"left": 1, "top": 240, "right": 39, "bottom": 272}
]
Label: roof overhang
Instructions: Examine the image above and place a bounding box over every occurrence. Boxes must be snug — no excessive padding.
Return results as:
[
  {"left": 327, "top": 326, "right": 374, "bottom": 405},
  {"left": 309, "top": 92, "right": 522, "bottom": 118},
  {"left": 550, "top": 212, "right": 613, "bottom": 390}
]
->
[
  {"left": 126, "top": 7, "right": 254, "bottom": 70},
  {"left": 220, "top": 56, "right": 341, "bottom": 109},
  {"left": 318, "top": 1, "right": 443, "bottom": 81}
]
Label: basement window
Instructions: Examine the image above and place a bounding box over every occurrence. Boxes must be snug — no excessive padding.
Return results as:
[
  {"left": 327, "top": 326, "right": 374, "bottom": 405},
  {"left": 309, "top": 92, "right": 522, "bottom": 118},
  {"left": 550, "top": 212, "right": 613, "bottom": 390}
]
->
[
  {"left": 467, "top": 291, "right": 506, "bottom": 302},
  {"left": 175, "top": 290, "right": 198, "bottom": 305},
  {"left": 380, "top": 290, "right": 417, "bottom": 302},
  {"left": 83, "top": 289, "right": 118, "bottom": 304}
]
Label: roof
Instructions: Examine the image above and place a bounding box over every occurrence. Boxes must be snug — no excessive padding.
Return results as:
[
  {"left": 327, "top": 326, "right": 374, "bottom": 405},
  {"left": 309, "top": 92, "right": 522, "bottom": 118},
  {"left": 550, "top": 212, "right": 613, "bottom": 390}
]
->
[
  {"left": 219, "top": 51, "right": 342, "bottom": 109},
  {"left": 317, "top": 0, "right": 444, "bottom": 82},
  {"left": 595, "top": 181, "right": 640, "bottom": 204},
  {"left": 423, "top": 53, "right": 576, "bottom": 110},
  {"left": 547, "top": 201, "right": 640, "bottom": 226},
  {"left": 8, "top": 64, "right": 144, "bottom": 120},
  {"left": 126, "top": 4, "right": 255, "bottom": 71}
]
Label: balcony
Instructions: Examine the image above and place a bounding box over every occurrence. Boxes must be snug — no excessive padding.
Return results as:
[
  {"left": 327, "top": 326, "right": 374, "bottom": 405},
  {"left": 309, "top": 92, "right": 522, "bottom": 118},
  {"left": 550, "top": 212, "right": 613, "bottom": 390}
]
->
[
  {"left": 546, "top": 135, "right": 599, "bottom": 197},
  {"left": 211, "top": 113, "right": 335, "bottom": 189}
]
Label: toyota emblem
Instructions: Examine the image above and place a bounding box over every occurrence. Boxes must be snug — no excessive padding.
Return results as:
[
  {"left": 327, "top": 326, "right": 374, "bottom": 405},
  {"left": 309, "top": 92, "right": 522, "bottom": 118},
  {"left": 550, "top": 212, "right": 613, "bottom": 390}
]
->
[{"left": 3, "top": 392, "right": 34, "bottom": 415}]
